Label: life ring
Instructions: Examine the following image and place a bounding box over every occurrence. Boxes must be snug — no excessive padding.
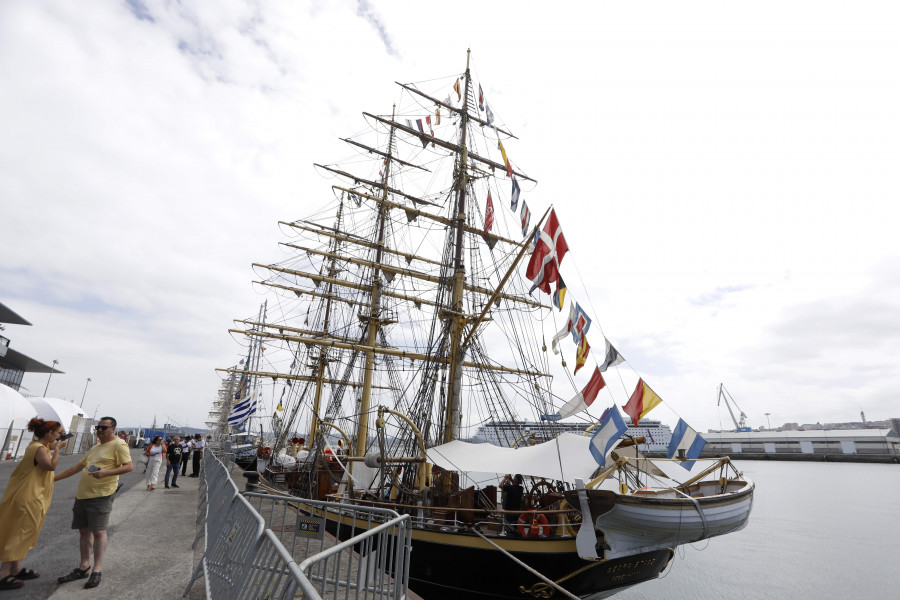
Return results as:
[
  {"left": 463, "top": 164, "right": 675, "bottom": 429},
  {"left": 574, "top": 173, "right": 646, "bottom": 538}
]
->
[
  {"left": 257, "top": 446, "right": 272, "bottom": 458},
  {"left": 517, "top": 513, "right": 551, "bottom": 538}
]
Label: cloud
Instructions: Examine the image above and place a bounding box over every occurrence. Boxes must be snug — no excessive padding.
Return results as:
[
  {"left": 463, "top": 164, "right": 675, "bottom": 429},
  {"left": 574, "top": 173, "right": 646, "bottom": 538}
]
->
[
  {"left": 689, "top": 285, "right": 756, "bottom": 308},
  {"left": 4, "top": 0, "right": 900, "bottom": 437},
  {"left": 125, "top": 0, "right": 154, "bottom": 23},
  {"left": 355, "top": 0, "right": 397, "bottom": 57}
]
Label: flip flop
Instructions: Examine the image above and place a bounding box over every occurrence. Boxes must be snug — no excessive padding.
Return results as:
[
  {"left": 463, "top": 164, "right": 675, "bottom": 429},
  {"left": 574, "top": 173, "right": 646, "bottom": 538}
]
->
[
  {"left": 0, "top": 575, "right": 24, "bottom": 590},
  {"left": 14, "top": 568, "right": 39, "bottom": 580}
]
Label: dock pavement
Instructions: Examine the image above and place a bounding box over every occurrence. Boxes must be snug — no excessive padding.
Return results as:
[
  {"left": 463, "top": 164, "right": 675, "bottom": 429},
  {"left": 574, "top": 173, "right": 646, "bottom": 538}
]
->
[{"left": 0, "top": 448, "right": 204, "bottom": 600}]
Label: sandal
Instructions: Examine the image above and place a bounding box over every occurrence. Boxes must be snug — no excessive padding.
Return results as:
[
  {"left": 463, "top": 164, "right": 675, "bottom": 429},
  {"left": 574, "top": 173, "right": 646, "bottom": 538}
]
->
[
  {"left": 84, "top": 572, "right": 102, "bottom": 589},
  {"left": 58, "top": 567, "right": 90, "bottom": 584},
  {"left": 0, "top": 575, "right": 23, "bottom": 590},
  {"left": 15, "top": 568, "right": 39, "bottom": 580}
]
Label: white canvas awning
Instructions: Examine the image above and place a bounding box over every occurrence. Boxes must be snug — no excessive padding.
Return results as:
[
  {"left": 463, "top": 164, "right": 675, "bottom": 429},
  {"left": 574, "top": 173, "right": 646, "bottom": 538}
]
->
[{"left": 426, "top": 433, "right": 602, "bottom": 482}]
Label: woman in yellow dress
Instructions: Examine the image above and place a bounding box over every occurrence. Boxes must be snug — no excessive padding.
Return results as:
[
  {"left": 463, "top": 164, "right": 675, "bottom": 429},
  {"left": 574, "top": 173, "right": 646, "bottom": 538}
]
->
[{"left": 0, "top": 418, "right": 66, "bottom": 590}]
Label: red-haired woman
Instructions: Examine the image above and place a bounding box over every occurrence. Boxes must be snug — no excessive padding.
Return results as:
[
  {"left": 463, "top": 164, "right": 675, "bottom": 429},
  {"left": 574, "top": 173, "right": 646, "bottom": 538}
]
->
[{"left": 0, "top": 417, "right": 66, "bottom": 590}]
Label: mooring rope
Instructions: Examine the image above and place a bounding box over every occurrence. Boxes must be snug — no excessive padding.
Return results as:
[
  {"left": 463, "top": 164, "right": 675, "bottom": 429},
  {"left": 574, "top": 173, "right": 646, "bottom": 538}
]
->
[{"left": 472, "top": 528, "right": 581, "bottom": 600}]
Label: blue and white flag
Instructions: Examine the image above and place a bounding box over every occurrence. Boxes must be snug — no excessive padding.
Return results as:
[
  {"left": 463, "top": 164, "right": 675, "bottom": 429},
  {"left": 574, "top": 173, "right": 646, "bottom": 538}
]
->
[
  {"left": 551, "top": 302, "right": 592, "bottom": 354},
  {"left": 667, "top": 418, "right": 707, "bottom": 470},
  {"left": 486, "top": 104, "right": 495, "bottom": 127},
  {"left": 228, "top": 393, "right": 257, "bottom": 427},
  {"left": 510, "top": 176, "right": 521, "bottom": 211},
  {"left": 589, "top": 407, "right": 628, "bottom": 466}
]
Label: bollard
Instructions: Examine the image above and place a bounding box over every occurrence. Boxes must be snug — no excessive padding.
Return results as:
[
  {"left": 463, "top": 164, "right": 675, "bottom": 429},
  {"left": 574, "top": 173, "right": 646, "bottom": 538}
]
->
[{"left": 242, "top": 470, "right": 259, "bottom": 492}]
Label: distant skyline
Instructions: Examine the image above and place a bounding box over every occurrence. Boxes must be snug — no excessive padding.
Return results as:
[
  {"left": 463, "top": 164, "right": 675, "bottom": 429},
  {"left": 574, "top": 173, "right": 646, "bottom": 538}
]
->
[{"left": 3, "top": 1, "right": 899, "bottom": 433}]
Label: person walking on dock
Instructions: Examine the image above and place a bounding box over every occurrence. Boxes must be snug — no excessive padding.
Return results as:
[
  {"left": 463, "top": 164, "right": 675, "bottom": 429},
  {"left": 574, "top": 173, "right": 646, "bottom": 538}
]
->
[
  {"left": 0, "top": 418, "right": 66, "bottom": 591},
  {"left": 189, "top": 434, "right": 205, "bottom": 477},
  {"left": 164, "top": 436, "right": 182, "bottom": 489},
  {"left": 144, "top": 437, "right": 164, "bottom": 491},
  {"left": 54, "top": 416, "right": 133, "bottom": 589},
  {"left": 181, "top": 436, "right": 193, "bottom": 477}
]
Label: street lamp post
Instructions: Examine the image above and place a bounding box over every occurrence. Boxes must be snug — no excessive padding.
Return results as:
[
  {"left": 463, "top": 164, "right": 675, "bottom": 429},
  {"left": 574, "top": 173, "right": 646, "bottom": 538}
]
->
[
  {"left": 80, "top": 378, "right": 92, "bottom": 407},
  {"left": 765, "top": 412, "right": 771, "bottom": 430},
  {"left": 43, "top": 359, "right": 59, "bottom": 396}
]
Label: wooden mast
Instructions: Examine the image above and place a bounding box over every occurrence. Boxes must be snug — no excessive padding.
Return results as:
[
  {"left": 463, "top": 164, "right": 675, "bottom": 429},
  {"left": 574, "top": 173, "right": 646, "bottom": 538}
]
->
[
  {"left": 355, "top": 104, "right": 398, "bottom": 459},
  {"left": 444, "top": 49, "right": 473, "bottom": 445},
  {"left": 307, "top": 202, "right": 342, "bottom": 449}
]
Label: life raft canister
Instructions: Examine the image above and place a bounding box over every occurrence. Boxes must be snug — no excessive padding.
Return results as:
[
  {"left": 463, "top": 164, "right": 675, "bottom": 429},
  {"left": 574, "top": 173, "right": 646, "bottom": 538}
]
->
[{"left": 517, "top": 513, "right": 550, "bottom": 538}]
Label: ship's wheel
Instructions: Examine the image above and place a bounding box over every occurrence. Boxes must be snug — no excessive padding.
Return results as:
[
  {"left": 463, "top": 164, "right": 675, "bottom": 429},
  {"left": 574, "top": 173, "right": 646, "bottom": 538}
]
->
[{"left": 528, "top": 479, "right": 559, "bottom": 510}]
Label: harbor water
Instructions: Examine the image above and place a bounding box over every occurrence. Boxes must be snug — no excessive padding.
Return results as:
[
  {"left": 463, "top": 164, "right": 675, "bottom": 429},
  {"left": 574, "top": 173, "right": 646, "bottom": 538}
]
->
[{"left": 616, "top": 460, "right": 900, "bottom": 599}]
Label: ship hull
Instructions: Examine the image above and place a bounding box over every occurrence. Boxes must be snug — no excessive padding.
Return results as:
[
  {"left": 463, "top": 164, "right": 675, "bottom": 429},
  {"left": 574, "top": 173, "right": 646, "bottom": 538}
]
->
[
  {"left": 587, "top": 479, "right": 754, "bottom": 560},
  {"left": 319, "top": 506, "right": 673, "bottom": 600},
  {"left": 404, "top": 535, "right": 672, "bottom": 600}
]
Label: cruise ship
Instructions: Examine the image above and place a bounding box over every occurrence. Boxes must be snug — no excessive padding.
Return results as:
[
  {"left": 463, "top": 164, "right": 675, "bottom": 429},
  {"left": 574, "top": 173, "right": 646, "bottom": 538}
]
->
[{"left": 472, "top": 419, "right": 673, "bottom": 452}]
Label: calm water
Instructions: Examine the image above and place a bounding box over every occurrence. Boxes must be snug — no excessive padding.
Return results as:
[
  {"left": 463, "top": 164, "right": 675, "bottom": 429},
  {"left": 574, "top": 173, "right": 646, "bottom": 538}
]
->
[{"left": 615, "top": 460, "right": 900, "bottom": 599}]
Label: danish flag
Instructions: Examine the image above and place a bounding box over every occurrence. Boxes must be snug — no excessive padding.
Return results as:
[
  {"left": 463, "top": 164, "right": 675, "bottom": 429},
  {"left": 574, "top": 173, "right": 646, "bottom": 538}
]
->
[{"left": 525, "top": 209, "right": 569, "bottom": 295}]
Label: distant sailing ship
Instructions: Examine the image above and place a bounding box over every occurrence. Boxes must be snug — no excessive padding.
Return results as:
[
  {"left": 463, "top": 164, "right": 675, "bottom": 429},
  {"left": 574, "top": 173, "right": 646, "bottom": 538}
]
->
[{"left": 219, "top": 50, "right": 754, "bottom": 600}]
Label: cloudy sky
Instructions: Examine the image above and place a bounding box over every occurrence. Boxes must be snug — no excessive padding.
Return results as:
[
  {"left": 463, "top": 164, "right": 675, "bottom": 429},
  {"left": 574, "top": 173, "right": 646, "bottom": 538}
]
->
[{"left": 2, "top": 0, "right": 899, "bottom": 433}]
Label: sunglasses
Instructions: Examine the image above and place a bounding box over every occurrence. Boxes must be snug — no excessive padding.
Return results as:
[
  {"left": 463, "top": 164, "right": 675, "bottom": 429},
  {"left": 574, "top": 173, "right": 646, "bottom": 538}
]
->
[{"left": 94, "top": 425, "right": 111, "bottom": 431}]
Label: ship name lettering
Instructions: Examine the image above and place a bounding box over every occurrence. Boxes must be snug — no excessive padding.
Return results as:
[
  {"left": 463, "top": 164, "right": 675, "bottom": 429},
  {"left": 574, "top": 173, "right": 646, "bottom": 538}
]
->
[{"left": 606, "top": 558, "right": 656, "bottom": 574}]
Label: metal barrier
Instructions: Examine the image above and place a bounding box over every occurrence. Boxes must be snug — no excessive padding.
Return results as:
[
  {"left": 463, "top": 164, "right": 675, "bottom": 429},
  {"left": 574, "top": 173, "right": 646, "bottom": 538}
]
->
[
  {"left": 186, "top": 449, "right": 412, "bottom": 600},
  {"left": 243, "top": 491, "right": 412, "bottom": 600}
]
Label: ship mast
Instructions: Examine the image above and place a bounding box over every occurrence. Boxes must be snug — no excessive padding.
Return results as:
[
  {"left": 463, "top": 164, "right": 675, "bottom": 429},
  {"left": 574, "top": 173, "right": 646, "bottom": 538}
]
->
[
  {"left": 248, "top": 300, "right": 266, "bottom": 435},
  {"left": 443, "top": 49, "right": 473, "bottom": 444},
  {"left": 356, "top": 104, "right": 398, "bottom": 457},
  {"left": 307, "top": 203, "right": 343, "bottom": 448}
]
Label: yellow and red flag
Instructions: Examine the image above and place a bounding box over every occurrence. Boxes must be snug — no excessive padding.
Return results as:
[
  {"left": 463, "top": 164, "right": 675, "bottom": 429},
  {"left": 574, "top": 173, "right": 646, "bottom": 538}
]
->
[
  {"left": 622, "top": 379, "right": 663, "bottom": 426},
  {"left": 574, "top": 334, "right": 590, "bottom": 375},
  {"left": 498, "top": 139, "right": 513, "bottom": 177}
]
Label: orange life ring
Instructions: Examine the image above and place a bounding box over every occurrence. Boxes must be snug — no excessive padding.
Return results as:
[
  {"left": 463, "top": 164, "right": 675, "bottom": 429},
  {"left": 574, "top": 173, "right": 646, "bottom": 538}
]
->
[{"left": 517, "top": 513, "right": 551, "bottom": 538}]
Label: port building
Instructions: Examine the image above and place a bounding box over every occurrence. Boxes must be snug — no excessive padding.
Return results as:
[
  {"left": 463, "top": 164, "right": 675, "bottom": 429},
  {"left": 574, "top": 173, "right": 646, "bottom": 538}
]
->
[{"left": 701, "top": 429, "right": 900, "bottom": 462}]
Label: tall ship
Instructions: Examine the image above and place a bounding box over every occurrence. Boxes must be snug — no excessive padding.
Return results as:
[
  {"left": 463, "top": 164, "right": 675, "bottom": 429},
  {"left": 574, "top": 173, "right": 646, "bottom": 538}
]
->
[
  {"left": 220, "top": 51, "right": 754, "bottom": 600},
  {"left": 473, "top": 419, "right": 673, "bottom": 453}
]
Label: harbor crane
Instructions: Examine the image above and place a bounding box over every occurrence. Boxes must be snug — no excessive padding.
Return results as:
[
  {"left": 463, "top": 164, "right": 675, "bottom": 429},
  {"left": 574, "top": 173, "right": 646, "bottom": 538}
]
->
[{"left": 717, "top": 383, "right": 752, "bottom": 432}]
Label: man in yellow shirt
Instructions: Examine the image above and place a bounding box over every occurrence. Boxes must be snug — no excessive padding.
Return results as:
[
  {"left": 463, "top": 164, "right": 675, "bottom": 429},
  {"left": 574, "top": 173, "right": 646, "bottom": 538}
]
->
[{"left": 54, "top": 416, "right": 132, "bottom": 589}]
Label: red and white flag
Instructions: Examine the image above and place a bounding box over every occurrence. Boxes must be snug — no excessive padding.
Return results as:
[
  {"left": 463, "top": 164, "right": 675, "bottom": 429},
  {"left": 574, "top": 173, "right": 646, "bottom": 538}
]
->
[
  {"left": 525, "top": 209, "right": 569, "bottom": 295},
  {"left": 520, "top": 202, "right": 531, "bottom": 237},
  {"left": 542, "top": 367, "right": 606, "bottom": 421},
  {"left": 484, "top": 190, "right": 494, "bottom": 234}
]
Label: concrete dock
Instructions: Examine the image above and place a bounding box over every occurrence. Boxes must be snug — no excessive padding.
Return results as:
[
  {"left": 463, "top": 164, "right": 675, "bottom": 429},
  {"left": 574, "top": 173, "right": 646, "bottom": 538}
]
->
[{"left": 0, "top": 448, "right": 203, "bottom": 599}]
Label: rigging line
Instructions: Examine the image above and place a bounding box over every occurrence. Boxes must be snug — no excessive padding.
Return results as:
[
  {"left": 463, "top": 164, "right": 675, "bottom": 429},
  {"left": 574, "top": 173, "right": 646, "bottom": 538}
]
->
[{"left": 565, "top": 248, "right": 645, "bottom": 396}]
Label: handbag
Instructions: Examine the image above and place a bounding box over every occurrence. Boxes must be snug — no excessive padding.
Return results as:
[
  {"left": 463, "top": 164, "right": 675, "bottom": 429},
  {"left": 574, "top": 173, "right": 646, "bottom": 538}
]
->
[{"left": 139, "top": 454, "right": 149, "bottom": 465}]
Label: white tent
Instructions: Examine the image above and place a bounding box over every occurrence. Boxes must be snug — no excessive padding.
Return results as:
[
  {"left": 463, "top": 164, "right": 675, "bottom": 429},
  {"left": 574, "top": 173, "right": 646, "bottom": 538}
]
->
[
  {"left": 28, "top": 396, "right": 86, "bottom": 431},
  {"left": 1, "top": 385, "right": 40, "bottom": 458},
  {"left": 426, "top": 433, "right": 602, "bottom": 482}
]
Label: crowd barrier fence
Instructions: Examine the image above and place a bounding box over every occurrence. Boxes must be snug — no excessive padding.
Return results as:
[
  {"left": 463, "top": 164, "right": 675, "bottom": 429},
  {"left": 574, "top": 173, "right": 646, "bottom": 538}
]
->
[{"left": 185, "top": 446, "right": 411, "bottom": 600}]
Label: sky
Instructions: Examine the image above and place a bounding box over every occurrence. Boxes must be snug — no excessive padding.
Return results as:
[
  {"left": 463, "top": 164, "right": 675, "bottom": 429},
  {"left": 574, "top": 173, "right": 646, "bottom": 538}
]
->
[{"left": 2, "top": 0, "right": 899, "bottom": 433}]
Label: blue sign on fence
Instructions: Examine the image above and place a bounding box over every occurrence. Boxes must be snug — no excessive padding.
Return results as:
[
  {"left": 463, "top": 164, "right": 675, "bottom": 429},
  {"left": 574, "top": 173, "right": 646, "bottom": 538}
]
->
[{"left": 296, "top": 515, "right": 325, "bottom": 539}]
